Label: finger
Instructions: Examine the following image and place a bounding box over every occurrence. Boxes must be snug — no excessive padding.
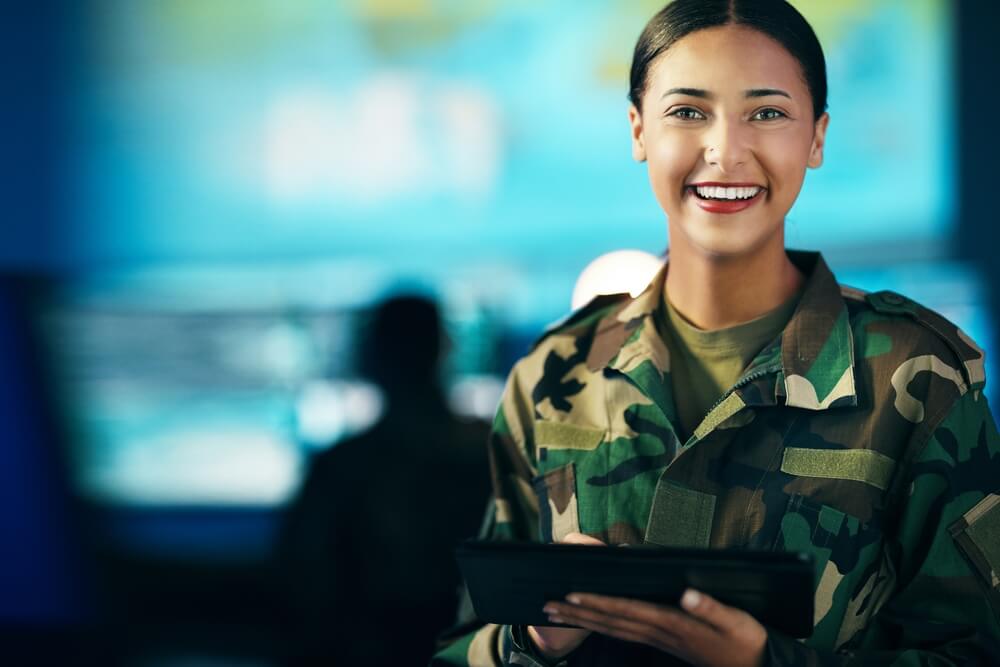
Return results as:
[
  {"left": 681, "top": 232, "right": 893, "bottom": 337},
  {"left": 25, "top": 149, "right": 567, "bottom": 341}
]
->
[
  {"left": 558, "top": 616, "right": 675, "bottom": 653},
  {"left": 563, "top": 593, "right": 710, "bottom": 637},
  {"left": 560, "top": 532, "right": 607, "bottom": 546},
  {"left": 550, "top": 599, "right": 668, "bottom": 636},
  {"left": 548, "top": 604, "right": 681, "bottom": 653},
  {"left": 679, "top": 589, "right": 750, "bottom": 633}
]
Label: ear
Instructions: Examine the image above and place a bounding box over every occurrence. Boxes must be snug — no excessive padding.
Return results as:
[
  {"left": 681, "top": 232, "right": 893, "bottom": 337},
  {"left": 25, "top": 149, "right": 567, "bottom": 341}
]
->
[
  {"left": 807, "top": 112, "right": 829, "bottom": 169},
  {"left": 628, "top": 104, "right": 646, "bottom": 162}
]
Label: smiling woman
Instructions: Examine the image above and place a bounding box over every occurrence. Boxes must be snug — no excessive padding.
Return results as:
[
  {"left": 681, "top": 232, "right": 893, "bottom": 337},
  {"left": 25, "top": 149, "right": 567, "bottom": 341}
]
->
[
  {"left": 630, "top": 23, "right": 827, "bottom": 332},
  {"left": 431, "top": 1, "right": 1000, "bottom": 666}
]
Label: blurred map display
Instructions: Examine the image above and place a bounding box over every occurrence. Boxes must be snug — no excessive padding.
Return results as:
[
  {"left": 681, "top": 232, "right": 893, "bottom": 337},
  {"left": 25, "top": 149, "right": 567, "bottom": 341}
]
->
[{"left": 78, "top": 0, "right": 952, "bottom": 265}]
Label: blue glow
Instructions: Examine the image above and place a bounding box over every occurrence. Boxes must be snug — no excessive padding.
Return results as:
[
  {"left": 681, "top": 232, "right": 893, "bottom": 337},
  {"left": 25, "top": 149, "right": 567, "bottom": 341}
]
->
[{"left": 76, "top": 0, "right": 952, "bottom": 266}]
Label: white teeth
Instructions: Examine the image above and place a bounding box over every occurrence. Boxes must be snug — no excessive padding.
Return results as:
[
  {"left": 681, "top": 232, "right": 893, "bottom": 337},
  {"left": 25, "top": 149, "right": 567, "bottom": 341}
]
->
[{"left": 693, "top": 185, "right": 762, "bottom": 200}]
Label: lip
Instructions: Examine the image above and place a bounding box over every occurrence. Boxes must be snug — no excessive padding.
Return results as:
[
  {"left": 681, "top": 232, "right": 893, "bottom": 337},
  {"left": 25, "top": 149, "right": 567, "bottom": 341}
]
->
[
  {"left": 687, "top": 181, "right": 764, "bottom": 188},
  {"left": 685, "top": 182, "right": 766, "bottom": 215}
]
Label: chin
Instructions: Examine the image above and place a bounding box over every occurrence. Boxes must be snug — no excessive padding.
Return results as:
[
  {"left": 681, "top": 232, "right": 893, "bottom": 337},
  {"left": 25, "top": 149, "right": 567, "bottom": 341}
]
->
[{"left": 683, "top": 229, "right": 779, "bottom": 261}]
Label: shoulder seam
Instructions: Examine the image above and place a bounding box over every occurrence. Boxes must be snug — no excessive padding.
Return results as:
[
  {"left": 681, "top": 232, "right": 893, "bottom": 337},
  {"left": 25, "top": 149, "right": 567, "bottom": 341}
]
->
[{"left": 864, "top": 290, "right": 986, "bottom": 391}]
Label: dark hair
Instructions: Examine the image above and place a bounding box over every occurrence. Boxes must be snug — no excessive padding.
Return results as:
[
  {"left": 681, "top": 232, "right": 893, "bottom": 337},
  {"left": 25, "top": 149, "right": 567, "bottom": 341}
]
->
[
  {"left": 360, "top": 294, "right": 444, "bottom": 390},
  {"left": 629, "top": 0, "right": 827, "bottom": 120}
]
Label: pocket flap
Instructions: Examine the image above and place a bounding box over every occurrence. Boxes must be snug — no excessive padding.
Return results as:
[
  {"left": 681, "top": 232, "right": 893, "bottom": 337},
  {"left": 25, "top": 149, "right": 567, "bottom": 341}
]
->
[
  {"left": 950, "top": 493, "right": 1000, "bottom": 591},
  {"left": 534, "top": 420, "right": 604, "bottom": 451},
  {"left": 644, "top": 481, "right": 716, "bottom": 548},
  {"left": 780, "top": 447, "right": 896, "bottom": 491}
]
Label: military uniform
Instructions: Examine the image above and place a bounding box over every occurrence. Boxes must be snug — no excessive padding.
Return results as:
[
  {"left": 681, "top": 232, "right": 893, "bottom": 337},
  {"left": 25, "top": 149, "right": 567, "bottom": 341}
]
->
[{"left": 432, "top": 251, "right": 1000, "bottom": 666}]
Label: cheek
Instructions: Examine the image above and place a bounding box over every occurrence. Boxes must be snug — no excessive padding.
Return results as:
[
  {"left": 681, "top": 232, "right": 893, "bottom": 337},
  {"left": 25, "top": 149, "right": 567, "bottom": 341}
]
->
[
  {"left": 646, "top": 133, "right": 699, "bottom": 209},
  {"left": 758, "top": 135, "right": 811, "bottom": 200}
]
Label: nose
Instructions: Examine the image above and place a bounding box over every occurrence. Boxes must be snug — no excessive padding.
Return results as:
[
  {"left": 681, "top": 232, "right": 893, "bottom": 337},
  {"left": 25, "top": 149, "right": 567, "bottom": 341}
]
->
[{"left": 703, "top": 118, "right": 751, "bottom": 172}]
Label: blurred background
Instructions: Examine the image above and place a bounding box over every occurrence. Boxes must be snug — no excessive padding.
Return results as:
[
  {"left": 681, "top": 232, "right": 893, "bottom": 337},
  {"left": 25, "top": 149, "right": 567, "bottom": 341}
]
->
[{"left": 2, "top": 0, "right": 999, "bottom": 664}]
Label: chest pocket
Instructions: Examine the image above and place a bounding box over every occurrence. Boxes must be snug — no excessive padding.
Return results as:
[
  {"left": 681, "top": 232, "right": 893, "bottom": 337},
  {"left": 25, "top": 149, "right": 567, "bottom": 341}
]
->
[{"left": 532, "top": 463, "right": 581, "bottom": 543}]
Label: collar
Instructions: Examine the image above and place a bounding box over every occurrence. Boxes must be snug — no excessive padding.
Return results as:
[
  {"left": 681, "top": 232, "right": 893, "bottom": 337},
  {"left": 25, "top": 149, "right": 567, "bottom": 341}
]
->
[{"left": 585, "top": 250, "right": 858, "bottom": 411}]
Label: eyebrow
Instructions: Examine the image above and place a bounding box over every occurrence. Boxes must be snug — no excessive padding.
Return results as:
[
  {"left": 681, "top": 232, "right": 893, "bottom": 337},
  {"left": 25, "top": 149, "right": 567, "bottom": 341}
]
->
[
  {"left": 661, "top": 87, "right": 791, "bottom": 100},
  {"left": 746, "top": 88, "right": 791, "bottom": 99}
]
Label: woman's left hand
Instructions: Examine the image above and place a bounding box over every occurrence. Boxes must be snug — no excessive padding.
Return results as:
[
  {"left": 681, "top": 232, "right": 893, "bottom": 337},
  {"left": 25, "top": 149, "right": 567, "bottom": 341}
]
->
[{"left": 543, "top": 588, "right": 768, "bottom": 667}]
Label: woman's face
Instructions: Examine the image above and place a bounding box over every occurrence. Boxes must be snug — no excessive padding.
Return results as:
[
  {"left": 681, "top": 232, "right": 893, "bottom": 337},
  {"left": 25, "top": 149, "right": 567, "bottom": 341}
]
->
[{"left": 629, "top": 25, "right": 829, "bottom": 260}]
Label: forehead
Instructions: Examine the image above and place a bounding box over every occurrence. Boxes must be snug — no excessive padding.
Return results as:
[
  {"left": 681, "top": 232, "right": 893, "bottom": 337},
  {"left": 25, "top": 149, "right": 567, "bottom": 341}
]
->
[{"left": 646, "top": 25, "right": 809, "bottom": 98}]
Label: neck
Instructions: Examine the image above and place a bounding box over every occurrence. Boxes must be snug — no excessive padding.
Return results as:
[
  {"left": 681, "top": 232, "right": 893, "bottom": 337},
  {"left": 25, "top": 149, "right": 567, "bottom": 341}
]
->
[{"left": 664, "top": 239, "right": 803, "bottom": 331}]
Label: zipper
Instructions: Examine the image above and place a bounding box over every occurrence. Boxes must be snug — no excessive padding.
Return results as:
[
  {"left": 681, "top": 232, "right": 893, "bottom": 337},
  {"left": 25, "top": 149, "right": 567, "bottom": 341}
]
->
[
  {"left": 710, "top": 363, "right": 780, "bottom": 412},
  {"left": 681, "top": 363, "right": 782, "bottom": 449}
]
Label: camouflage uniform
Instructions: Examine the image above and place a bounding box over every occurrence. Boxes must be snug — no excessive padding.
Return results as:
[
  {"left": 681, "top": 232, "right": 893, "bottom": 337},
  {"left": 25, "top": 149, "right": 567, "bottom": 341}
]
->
[{"left": 431, "top": 250, "right": 1000, "bottom": 666}]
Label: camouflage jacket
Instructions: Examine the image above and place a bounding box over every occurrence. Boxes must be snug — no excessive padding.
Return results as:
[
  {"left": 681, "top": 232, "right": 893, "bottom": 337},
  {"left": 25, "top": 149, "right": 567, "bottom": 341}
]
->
[{"left": 432, "top": 251, "right": 1000, "bottom": 666}]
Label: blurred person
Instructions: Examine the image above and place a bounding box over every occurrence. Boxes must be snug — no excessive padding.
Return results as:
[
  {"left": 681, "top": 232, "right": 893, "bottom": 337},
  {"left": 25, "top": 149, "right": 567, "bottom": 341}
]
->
[
  {"left": 432, "top": 1, "right": 1000, "bottom": 665},
  {"left": 278, "top": 295, "right": 491, "bottom": 666}
]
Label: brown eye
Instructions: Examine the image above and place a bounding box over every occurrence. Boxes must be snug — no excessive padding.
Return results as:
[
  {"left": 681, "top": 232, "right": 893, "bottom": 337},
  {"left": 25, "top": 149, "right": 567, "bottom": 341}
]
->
[
  {"left": 668, "top": 107, "right": 706, "bottom": 121},
  {"left": 752, "top": 108, "right": 786, "bottom": 121}
]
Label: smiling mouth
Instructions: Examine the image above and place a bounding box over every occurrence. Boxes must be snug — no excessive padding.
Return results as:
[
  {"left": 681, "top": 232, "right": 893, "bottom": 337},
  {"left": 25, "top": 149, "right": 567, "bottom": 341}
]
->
[
  {"left": 684, "top": 183, "right": 766, "bottom": 214},
  {"left": 687, "top": 184, "right": 765, "bottom": 201}
]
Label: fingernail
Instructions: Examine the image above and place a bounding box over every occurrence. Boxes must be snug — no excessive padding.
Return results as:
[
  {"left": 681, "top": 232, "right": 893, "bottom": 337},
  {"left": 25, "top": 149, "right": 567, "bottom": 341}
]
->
[
  {"left": 549, "top": 615, "right": 564, "bottom": 624},
  {"left": 566, "top": 594, "right": 581, "bottom": 605},
  {"left": 543, "top": 605, "right": 557, "bottom": 615},
  {"left": 681, "top": 589, "right": 701, "bottom": 611}
]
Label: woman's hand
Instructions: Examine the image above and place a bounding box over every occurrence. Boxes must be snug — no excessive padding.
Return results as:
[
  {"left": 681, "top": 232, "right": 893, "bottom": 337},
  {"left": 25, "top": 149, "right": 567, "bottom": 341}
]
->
[
  {"left": 543, "top": 588, "right": 767, "bottom": 667},
  {"left": 525, "top": 532, "right": 604, "bottom": 660}
]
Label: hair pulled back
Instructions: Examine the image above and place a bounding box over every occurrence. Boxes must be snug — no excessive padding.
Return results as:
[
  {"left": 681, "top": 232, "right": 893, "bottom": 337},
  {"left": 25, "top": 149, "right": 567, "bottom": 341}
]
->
[{"left": 629, "top": 0, "right": 827, "bottom": 120}]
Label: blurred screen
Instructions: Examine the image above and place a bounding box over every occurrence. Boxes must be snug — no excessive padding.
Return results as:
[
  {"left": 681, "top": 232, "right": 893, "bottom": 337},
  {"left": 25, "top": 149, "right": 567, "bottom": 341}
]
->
[
  {"left": 75, "top": 0, "right": 952, "bottom": 267},
  {"left": 45, "top": 258, "right": 995, "bottom": 513},
  {"left": 44, "top": 266, "right": 507, "bottom": 509}
]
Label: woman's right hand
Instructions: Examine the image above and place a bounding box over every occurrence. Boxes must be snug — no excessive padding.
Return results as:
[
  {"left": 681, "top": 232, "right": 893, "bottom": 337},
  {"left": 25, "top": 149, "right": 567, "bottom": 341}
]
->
[{"left": 526, "top": 532, "right": 606, "bottom": 660}]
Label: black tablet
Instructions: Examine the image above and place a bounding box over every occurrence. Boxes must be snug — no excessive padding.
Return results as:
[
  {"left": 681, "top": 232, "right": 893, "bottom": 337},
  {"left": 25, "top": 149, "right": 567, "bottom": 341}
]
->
[{"left": 455, "top": 540, "right": 815, "bottom": 638}]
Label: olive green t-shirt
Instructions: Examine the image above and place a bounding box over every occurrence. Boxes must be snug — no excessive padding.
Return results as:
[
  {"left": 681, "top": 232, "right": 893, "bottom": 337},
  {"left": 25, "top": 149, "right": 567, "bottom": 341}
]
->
[{"left": 658, "top": 290, "right": 802, "bottom": 442}]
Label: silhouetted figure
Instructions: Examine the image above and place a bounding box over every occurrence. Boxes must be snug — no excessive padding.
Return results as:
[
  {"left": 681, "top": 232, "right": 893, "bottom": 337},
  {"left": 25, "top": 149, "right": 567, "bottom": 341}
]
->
[{"left": 278, "top": 295, "right": 491, "bottom": 666}]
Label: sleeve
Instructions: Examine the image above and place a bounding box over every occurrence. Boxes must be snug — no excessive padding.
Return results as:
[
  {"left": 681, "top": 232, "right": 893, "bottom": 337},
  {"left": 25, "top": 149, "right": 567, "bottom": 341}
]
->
[
  {"left": 431, "top": 361, "right": 573, "bottom": 667},
  {"left": 765, "top": 389, "right": 1000, "bottom": 665}
]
